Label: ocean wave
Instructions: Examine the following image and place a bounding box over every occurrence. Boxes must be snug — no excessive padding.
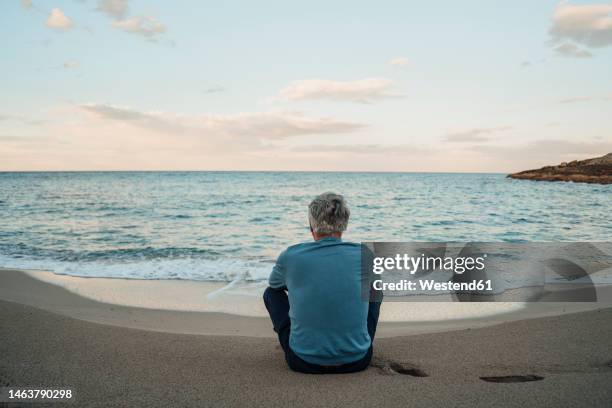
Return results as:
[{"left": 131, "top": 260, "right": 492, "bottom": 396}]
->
[
  {"left": 0, "top": 244, "right": 225, "bottom": 263},
  {"left": 0, "top": 253, "right": 273, "bottom": 283}
]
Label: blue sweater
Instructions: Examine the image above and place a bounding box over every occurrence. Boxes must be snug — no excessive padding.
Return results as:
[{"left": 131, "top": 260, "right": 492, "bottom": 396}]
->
[{"left": 268, "top": 237, "right": 371, "bottom": 365}]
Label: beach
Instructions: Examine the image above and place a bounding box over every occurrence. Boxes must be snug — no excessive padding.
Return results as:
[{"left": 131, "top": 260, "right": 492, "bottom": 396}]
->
[
  {"left": 4, "top": 0, "right": 612, "bottom": 405},
  {"left": 1, "top": 268, "right": 611, "bottom": 407}
]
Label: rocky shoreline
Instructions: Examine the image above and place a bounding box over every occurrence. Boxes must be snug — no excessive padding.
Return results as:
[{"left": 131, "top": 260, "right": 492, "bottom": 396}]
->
[{"left": 508, "top": 153, "right": 612, "bottom": 184}]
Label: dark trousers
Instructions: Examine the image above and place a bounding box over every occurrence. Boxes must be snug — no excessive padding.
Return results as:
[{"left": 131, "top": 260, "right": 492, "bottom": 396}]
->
[{"left": 263, "top": 286, "right": 381, "bottom": 374}]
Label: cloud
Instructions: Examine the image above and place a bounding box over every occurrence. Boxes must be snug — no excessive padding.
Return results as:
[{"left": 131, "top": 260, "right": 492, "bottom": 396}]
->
[
  {"left": 292, "top": 144, "right": 431, "bottom": 155},
  {"left": 79, "top": 104, "right": 365, "bottom": 140},
  {"left": 11, "top": 104, "right": 366, "bottom": 168},
  {"left": 449, "top": 139, "right": 612, "bottom": 173},
  {"left": 0, "top": 113, "right": 48, "bottom": 125},
  {"left": 20, "top": 0, "right": 32, "bottom": 9},
  {"left": 47, "top": 60, "right": 80, "bottom": 70},
  {"left": 63, "top": 60, "right": 79, "bottom": 69},
  {"left": 469, "top": 139, "right": 612, "bottom": 159},
  {"left": 203, "top": 86, "right": 225, "bottom": 94},
  {"left": 559, "top": 96, "right": 595, "bottom": 104},
  {"left": 96, "top": 0, "right": 168, "bottom": 42},
  {"left": 558, "top": 95, "right": 612, "bottom": 103},
  {"left": 444, "top": 126, "right": 512, "bottom": 143},
  {"left": 0, "top": 134, "right": 49, "bottom": 143},
  {"left": 96, "top": 0, "right": 128, "bottom": 19},
  {"left": 520, "top": 57, "right": 548, "bottom": 68},
  {"left": 553, "top": 42, "right": 593, "bottom": 58},
  {"left": 389, "top": 57, "right": 409, "bottom": 67},
  {"left": 80, "top": 104, "right": 183, "bottom": 134},
  {"left": 112, "top": 16, "right": 165, "bottom": 39},
  {"left": 96, "top": 1, "right": 168, "bottom": 42},
  {"left": 549, "top": 3, "right": 612, "bottom": 48},
  {"left": 276, "top": 78, "right": 402, "bottom": 103},
  {"left": 45, "top": 8, "right": 73, "bottom": 31},
  {"left": 0, "top": 114, "right": 20, "bottom": 121}
]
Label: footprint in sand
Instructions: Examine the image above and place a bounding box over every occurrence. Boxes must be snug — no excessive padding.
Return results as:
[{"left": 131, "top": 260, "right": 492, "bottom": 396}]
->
[
  {"left": 371, "top": 357, "right": 428, "bottom": 377},
  {"left": 480, "top": 375, "right": 544, "bottom": 383},
  {"left": 479, "top": 357, "right": 612, "bottom": 382}
]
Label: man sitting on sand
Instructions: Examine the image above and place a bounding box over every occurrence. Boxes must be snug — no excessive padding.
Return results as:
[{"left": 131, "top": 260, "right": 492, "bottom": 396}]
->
[{"left": 263, "top": 192, "right": 381, "bottom": 374}]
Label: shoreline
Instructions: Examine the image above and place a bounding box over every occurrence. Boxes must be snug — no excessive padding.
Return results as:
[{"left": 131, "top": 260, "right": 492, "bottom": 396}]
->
[{"left": 0, "top": 267, "right": 609, "bottom": 338}]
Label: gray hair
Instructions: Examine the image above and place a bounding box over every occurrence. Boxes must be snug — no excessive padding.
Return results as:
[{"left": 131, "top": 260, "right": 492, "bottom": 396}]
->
[{"left": 308, "top": 192, "right": 350, "bottom": 235}]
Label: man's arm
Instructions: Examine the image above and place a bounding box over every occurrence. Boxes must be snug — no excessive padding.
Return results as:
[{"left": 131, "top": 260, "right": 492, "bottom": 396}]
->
[{"left": 268, "top": 250, "right": 287, "bottom": 289}]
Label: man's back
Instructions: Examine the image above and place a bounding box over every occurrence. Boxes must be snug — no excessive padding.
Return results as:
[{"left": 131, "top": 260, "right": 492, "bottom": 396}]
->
[{"left": 269, "top": 237, "right": 371, "bottom": 365}]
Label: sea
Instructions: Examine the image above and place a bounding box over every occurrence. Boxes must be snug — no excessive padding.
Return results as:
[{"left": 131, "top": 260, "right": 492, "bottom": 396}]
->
[{"left": 1, "top": 172, "right": 610, "bottom": 287}]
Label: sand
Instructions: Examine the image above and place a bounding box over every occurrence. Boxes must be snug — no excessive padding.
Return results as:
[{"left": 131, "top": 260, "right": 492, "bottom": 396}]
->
[
  {"left": 1, "top": 268, "right": 612, "bottom": 407},
  {"left": 2, "top": 269, "right": 607, "bottom": 337}
]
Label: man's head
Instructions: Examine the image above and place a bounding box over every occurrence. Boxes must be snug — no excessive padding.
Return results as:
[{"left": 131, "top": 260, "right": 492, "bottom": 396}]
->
[{"left": 308, "top": 192, "right": 350, "bottom": 240}]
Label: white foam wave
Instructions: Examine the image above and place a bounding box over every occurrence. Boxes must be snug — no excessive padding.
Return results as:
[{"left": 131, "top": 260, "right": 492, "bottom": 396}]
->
[{"left": 0, "top": 254, "right": 273, "bottom": 283}]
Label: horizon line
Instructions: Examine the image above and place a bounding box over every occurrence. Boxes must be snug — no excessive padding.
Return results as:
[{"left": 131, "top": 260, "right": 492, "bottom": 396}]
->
[{"left": 0, "top": 169, "right": 510, "bottom": 175}]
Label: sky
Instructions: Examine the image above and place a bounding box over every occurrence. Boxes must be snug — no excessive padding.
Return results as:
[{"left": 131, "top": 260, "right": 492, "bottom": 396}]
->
[{"left": 1, "top": 0, "right": 611, "bottom": 172}]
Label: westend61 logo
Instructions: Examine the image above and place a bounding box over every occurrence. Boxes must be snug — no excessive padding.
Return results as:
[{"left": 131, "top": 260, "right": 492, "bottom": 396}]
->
[{"left": 361, "top": 242, "right": 612, "bottom": 303}]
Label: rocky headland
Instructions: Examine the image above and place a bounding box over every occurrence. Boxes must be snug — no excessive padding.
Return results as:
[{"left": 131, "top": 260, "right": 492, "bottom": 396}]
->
[{"left": 508, "top": 153, "right": 612, "bottom": 184}]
